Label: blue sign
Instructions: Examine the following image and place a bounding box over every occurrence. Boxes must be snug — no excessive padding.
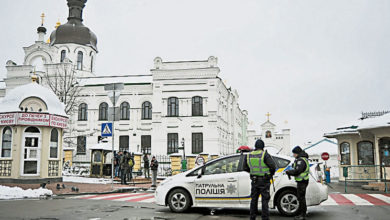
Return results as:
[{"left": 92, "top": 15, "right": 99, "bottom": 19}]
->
[{"left": 101, "top": 123, "right": 113, "bottom": 137}]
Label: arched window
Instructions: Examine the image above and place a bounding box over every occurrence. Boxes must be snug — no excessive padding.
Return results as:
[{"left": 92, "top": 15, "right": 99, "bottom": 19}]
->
[
  {"left": 265, "top": 131, "right": 272, "bottom": 138},
  {"left": 120, "top": 102, "right": 130, "bottom": 120},
  {"left": 60, "top": 50, "right": 66, "bottom": 62},
  {"left": 77, "top": 51, "right": 83, "bottom": 70},
  {"left": 78, "top": 103, "right": 88, "bottom": 121},
  {"left": 167, "top": 97, "right": 179, "bottom": 117},
  {"left": 357, "top": 141, "right": 374, "bottom": 165},
  {"left": 50, "top": 129, "right": 59, "bottom": 158},
  {"left": 340, "top": 142, "right": 351, "bottom": 165},
  {"left": 142, "top": 101, "right": 152, "bottom": 120},
  {"left": 192, "top": 96, "right": 203, "bottom": 116},
  {"left": 1, "top": 127, "right": 12, "bottom": 157},
  {"left": 25, "top": 126, "right": 40, "bottom": 133},
  {"left": 99, "top": 102, "right": 108, "bottom": 121}
]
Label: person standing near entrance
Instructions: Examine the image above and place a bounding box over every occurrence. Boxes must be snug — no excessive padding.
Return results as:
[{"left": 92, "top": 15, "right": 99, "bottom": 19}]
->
[
  {"left": 150, "top": 156, "right": 159, "bottom": 187},
  {"left": 128, "top": 154, "right": 135, "bottom": 182},
  {"left": 286, "top": 146, "right": 310, "bottom": 220},
  {"left": 143, "top": 154, "right": 150, "bottom": 179},
  {"left": 243, "top": 139, "right": 276, "bottom": 220},
  {"left": 120, "top": 151, "right": 130, "bottom": 185}
]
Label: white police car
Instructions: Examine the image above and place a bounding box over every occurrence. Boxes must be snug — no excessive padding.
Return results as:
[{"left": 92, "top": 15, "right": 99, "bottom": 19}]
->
[{"left": 155, "top": 153, "right": 328, "bottom": 216}]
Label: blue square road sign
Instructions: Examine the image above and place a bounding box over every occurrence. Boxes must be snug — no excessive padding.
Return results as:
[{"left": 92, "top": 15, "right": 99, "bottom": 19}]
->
[{"left": 101, "top": 123, "right": 113, "bottom": 137}]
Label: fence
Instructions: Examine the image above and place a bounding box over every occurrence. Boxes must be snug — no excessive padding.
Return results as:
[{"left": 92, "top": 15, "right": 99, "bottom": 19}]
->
[
  {"left": 155, "top": 155, "right": 172, "bottom": 177},
  {"left": 343, "top": 165, "right": 388, "bottom": 193}
]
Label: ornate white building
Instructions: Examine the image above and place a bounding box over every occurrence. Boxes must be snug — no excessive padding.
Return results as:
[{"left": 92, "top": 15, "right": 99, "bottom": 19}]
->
[
  {"left": 0, "top": 0, "right": 249, "bottom": 165},
  {"left": 247, "top": 114, "right": 291, "bottom": 156}
]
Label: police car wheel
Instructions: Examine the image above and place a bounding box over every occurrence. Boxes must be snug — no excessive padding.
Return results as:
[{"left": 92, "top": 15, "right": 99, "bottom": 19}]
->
[
  {"left": 168, "top": 189, "right": 191, "bottom": 213},
  {"left": 276, "top": 190, "right": 300, "bottom": 217}
]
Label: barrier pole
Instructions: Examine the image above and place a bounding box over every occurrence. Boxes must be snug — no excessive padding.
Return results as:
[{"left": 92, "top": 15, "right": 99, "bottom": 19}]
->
[{"left": 384, "top": 166, "right": 387, "bottom": 193}]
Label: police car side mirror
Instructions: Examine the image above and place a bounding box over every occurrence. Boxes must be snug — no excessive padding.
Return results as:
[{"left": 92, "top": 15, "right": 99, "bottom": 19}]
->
[{"left": 197, "top": 169, "right": 203, "bottom": 179}]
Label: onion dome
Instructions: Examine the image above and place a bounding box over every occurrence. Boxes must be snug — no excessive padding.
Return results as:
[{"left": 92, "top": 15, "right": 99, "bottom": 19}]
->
[
  {"left": 37, "top": 26, "right": 47, "bottom": 34},
  {"left": 49, "top": 0, "right": 97, "bottom": 51}
]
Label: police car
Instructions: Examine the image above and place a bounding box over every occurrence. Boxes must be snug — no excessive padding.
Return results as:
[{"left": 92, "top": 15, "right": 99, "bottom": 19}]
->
[{"left": 155, "top": 153, "right": 328, "bottom": 216}]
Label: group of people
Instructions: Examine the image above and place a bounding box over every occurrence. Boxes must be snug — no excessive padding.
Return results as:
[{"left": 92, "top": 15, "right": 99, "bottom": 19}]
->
[
  {"left": 114, "top": 151, "right": 159, "bottom": 187},
  {"left": 245, "top": 139, "right": 310, "bottom": 220}
]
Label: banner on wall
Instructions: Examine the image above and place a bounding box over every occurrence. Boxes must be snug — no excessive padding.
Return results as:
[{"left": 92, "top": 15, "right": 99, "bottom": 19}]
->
[{"left": 0, "top": 112, "right": 67, "bottom": 129}]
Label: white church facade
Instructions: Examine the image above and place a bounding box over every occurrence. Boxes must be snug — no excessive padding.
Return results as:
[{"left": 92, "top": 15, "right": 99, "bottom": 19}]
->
[
  {"left": 247, "top": 114, "right": 291, "bottom": 156},
  {"left": 0, "top": 0, "right": 249, "bottom": 165}
]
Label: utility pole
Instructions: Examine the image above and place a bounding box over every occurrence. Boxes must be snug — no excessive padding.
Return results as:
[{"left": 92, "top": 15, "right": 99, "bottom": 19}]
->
[{"left": 104, "top": 83, "right": 124, "bottom": 190}]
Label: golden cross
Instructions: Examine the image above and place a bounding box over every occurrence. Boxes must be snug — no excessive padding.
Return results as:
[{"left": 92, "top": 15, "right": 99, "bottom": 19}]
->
[
  {"left": 40, "top": 13, "right": 45, "bottom": 26},
  {"left": 266, "top": 112, "right": 271, "bottom": 121}
]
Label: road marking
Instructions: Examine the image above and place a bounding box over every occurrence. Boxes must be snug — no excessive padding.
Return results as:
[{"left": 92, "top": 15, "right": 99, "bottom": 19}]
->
[
  {"left": 320, "top": 196, "right": 337, "bottom": 206},
  {"left": 371, "top": 194, "right": 390, "bottom": 204},
  {"left": 69, "top": 193, "right": 390, "bottom": 205},
  {"left": 342, "top": 194, "right": 373, "bottom": 206},
  {"left": 356, "top": 194, "right": 390, "bottom": 206},
  {"left": 125, "top": 195, "right": 155, "bottom": 202},
  {"left": 329, "top": 194, "right": 354, "bottom": 205},
  {"left": 103, "top": 193, "right": 150, "bottom": 201}
]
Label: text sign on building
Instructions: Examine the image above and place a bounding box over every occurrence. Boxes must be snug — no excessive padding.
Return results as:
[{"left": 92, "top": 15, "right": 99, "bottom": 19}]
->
[
  {"left": 18, "top": 113, "right": 50, "bottom": 126},
  {"left": 50, "top": 115, "right": 68, "bottom": 129},
  {"left": 0, "top": 113, "right": 16, "bottom": 125},
  {"left": 0, "top": 113, "right": 67, "bottom": 129},
  {"left": 101, "top": 123, "right": 113, "bottom": 137}
]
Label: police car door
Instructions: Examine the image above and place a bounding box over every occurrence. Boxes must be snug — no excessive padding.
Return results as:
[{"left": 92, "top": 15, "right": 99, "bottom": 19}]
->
[{"left": 194, "top": 156, "right": 241, "bottom": 207}]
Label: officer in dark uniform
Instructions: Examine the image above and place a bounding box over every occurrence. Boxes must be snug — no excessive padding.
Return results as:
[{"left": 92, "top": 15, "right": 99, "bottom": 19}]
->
[
  {"left": 286, "top": 146, "right": 310, "bottom": 220},
  {"left": 243, "top": 139, "right": 276, "bottom": 220}
]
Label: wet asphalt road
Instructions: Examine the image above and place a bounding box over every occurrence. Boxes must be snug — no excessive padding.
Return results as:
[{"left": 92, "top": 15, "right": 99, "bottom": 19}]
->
[{"left": 0, "top": 198, "right": 389, "bottom": 220}]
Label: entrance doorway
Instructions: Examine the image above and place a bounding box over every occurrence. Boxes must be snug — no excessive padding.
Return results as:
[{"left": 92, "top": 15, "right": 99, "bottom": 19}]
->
[
  {"left": 21, "top": 127, "right": 41, "bottom": 175},
  {"left": 379, "top": 137, "right": 390, "bottom": 180}
]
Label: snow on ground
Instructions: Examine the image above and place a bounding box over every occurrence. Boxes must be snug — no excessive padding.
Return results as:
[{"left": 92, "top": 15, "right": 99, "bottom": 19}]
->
[
  {"left": 0, "top": 185, "right": 53, "bottom": 200},
  {"left": 63, "top": 176, "right": 112, "bottom": 184}
]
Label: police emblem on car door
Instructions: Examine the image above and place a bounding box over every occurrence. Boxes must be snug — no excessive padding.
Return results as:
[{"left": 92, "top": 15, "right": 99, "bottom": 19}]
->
[{"left": 194, "top": 156, "right": 241, "bottom": 205}]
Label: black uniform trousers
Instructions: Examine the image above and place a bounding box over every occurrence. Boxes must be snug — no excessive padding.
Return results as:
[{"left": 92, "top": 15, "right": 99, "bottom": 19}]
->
[
  {"left": 297, "top": 180, "right": 308, "bottom": 216},
  {"left": 250, "top": 176, "right": 271, "bottom": 220}
]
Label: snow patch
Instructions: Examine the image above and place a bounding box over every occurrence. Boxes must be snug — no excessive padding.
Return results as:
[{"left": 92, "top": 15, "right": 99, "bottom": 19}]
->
[
  {"left": 0, "top": 185, "right": 53, "bottom": 200},
  {"left": 63, "top": 176, "right": 112, "bottom": 184}
]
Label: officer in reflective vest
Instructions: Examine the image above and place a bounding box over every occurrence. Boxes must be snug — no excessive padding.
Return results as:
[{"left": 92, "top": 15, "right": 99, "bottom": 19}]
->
[
  {"left": 286, "top": 146, "right": 310, "bottom": 220},
  {"left": 243, "top": 140, "right": 276, "bottom": 220}
]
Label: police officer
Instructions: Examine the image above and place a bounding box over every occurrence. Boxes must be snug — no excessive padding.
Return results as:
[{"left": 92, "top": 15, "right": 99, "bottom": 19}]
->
[
  {"left": 244, "top": 139, "right": 276, "bottom": 220},
  {"left": 286, "top": 146, "right": 310, "bottom": 220}
]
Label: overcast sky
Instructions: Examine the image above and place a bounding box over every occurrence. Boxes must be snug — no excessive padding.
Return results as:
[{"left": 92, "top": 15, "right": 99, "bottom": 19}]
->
[{"left": 1, "top": 0, "right": 389, "bottom": 148}]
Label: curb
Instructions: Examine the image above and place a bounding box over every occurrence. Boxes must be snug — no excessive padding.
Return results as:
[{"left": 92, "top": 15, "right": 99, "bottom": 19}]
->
[{"left": 56, "top": 187, "right": 152, "bottom": 197}]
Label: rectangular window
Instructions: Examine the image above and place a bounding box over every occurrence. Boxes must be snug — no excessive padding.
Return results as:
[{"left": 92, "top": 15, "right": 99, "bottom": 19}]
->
[
  {"left": 192, "top": 133, "right": 203, "bottom": 154},
  {"left": 167, "top": 133, "right": 178, "bottom": 154},
  {"left": 141, "top": 135, "right": 151, "bottom": 154},
  {"left": 357, "top": 141, "right": 374, "bottom": 165},
  {"left": 340, "top": 142, "right": 351, "bottom": 165},
  {"left": 119, "top": 135, "right": 129, "bottom": 152},
  {"left": 76, "top": 136, "right": 86, "bottom": 155},
  {"left": 50, "top": 142, "right": 58, "bottom": 158}
]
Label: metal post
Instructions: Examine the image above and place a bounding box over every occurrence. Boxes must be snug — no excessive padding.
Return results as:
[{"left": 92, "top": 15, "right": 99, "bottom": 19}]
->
[
  {"left": 111, "top": 89, "right": 116, "bottom": 190},
  {"left": 384, "top": 166, "right": 387, "bottom": 193}
]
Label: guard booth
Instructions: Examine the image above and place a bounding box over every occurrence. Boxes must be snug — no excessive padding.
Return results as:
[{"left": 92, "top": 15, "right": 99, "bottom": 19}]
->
[{"left": 89, "top": 141, "right": 113, "bottom": 178}]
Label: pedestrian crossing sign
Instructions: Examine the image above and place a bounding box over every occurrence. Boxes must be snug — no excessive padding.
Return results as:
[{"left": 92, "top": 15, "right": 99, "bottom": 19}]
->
[{"left": 101, "top": 123, "right": 113, "bottom": 137}]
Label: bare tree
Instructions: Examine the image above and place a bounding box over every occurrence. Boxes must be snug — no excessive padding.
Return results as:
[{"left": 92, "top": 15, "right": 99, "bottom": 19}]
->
[{"left": 42, "top": 61, "right": 82, "bottom": 115}]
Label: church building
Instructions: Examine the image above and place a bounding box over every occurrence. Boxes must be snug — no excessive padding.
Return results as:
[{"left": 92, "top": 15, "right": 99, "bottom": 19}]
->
[
  {"left": 0, "top": 0, "right": 249, "bottom": 166},
  {"left": 247, "top": 113, "right": 291, "bottom": 156}
]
